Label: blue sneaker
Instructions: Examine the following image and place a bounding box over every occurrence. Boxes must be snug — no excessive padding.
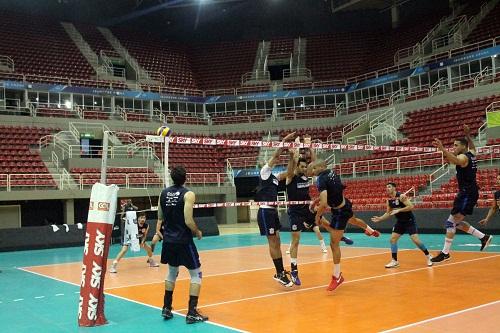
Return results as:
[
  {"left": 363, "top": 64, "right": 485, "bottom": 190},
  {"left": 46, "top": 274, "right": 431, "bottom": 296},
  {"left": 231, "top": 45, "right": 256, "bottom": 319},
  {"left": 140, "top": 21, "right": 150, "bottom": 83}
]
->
[
  {"left": 341, "top": 236, "right": 354, "bottom": 245},
  {"left": 290, "top": 270, "right": 301, "bottom": 286}
]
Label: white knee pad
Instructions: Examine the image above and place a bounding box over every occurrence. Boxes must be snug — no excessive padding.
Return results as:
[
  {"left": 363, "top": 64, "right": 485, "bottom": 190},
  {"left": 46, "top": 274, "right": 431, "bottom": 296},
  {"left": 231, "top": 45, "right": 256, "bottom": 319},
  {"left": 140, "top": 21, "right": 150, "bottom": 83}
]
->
[
  {"left": 189, "top": 268, "right": 202, "bottom": 284},
  {"left": 166, "top": 266, "right": 179, "bottom": 283},
  {"left": 445, "top": 215, "right": 457, "bottom": 234}
]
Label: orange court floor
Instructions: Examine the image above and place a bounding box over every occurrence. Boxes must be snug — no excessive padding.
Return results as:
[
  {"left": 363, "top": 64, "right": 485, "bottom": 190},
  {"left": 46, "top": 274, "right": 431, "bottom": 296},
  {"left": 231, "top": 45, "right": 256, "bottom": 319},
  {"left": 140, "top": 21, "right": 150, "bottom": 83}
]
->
[{"left": 11, "top": 232, "right": 500, "bottom": 333}]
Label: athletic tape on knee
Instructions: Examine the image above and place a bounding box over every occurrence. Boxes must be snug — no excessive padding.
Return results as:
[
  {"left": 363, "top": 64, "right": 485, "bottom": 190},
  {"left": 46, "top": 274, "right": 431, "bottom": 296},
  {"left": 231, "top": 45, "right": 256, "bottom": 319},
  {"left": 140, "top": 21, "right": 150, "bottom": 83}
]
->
[
  {"left": 166, "top": 266, "right": 179, "bottom": 283},
  {"left": 189, "top": 268, "right": 202, "bottom": 284}
]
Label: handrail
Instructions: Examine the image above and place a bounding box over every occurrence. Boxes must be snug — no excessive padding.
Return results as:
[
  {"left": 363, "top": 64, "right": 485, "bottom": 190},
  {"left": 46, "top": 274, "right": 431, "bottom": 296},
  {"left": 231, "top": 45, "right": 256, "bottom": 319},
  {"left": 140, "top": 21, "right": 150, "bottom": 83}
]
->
[
  {"left": 51, "top": 151, "right": 60, "bottom": 172},
  {"left": 429, "top": 163, "right": 450, "bottom": 194}
]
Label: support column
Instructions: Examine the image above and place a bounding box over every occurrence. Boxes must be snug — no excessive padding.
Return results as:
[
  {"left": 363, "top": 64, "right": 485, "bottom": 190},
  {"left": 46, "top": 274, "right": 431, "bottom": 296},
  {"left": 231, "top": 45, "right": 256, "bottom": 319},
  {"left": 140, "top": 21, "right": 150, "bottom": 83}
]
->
[
  {"left": 64, "top": 199, "right": 75, "bottom": 225},
  {"left": 391, "top": 1, "right": 400, "bottom": 29}
]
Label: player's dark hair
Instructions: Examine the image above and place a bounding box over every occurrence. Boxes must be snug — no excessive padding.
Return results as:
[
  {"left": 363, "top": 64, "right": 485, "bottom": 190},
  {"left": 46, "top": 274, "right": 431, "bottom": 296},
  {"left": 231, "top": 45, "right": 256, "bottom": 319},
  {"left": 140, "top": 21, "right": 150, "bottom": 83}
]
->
[
  {"left": 298, "top": 157, "right": 308, "bottom": 165},
  {"left": 387, "top": 182, "right": 397, "bottom": 188},
  {"left": 455, "top": 137, "right": 468, "bottom": 146},
  {"left": 170, "top": 165, "right": 187, "bottom": 186},
  {"left": 138, "top": 212, "right": 146, "bottom": 218}
]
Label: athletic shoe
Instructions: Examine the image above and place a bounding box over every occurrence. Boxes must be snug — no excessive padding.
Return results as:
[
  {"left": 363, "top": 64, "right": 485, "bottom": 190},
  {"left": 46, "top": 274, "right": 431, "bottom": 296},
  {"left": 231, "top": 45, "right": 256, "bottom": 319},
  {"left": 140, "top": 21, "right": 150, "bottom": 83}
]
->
[
  {"left": 384, "top": 259, "right": 399, "bottom": 268},
  {"left": 290, "top": 270, "right": 301, "bottom": 286},
  {"left": 321, "top": 246, "right": 328, "bottom": 253},
  {"left": 326, "top": 273, "right": 344, "bottom": 292},
  {"left": 341, "top": 236, "right": 354, "bottom": 245},
  {"left": 427, "top": 255, "right": 433, "bottom": 267},
  {"left": 364, "top": 229, "right": 381, "bottom": 237},
  {"left": 186, "top": 309, "right": 208, "bottom": 324},
  {"left": 273, "top": 271, "right": 293, "bottom": 287},
  {"left": 109, "top": 263, "right": 117, "bottom": 273},
  {"left": 161, "top": 307, "right": 173, "bottom": 320},
  {"left": 430, "top": 252, "right": 450, "bottom": 263},
  {"left": 148, "top": 258, "right": 159, "bottom": 267},
  {"left": 286, "top": 248, "right": 290, "bottom": 254},
  {"left": 480, "top": 235, "right": 493, "bottom": 251}
]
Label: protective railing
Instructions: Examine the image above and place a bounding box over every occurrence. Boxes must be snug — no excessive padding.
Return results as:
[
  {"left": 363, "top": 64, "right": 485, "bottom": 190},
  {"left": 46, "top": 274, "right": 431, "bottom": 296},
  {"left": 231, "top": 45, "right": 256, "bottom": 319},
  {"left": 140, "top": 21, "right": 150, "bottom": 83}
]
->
[
  {"left": 429, "top": 77, "right": 449, "bottom": 96},
  {"left": 283, "top": 68, "right": 312, "bottom": 79},
  {"left": 431, "top": 15, "right": 468, "bottom": 51},
  {"left": 0, "top": 172, "right": 227, "bottom": 191},
  {"left": 345, "top": 134, "right": 376, "bottom": 146},
  {"left": 0, "top": 55, "right": 14, "bottom": 72},
  {"left": 241, "top": 70, "right": 271, "bottom": 84},
  {"left": 335, "top": 151, "right": 445, "bottom": 177}
]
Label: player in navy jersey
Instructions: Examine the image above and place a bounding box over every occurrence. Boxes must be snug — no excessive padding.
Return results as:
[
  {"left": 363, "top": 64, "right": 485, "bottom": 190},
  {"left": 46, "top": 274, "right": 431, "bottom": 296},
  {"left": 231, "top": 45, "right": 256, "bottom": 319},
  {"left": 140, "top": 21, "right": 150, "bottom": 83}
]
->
[
  {"left": 256, "top": 132, "right": 296, "bottom": 287},
  {"left": 372, "top": 183, "right": 433, "bottom": 268},
  {"left": 158, "top": 165, "right": 208, "bottom": 324},
  {"left": 109, "top": 212, "right": 159, "bottom": 273},
  {"left": 431, "top": 125, "right": 492, "bottom": 263},
  {"left": 479, "top": 173, "right": 500, "bottom": 226},
  {"left": 310, "top": 159, "right": 380, "bottom": 292}
]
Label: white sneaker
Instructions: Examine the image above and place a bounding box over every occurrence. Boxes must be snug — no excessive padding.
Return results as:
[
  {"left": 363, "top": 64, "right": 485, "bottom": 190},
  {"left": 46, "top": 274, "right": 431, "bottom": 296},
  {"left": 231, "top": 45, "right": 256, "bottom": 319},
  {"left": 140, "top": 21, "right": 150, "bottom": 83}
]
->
[
  {"left": 148, "top": 258, "right": 159, "bottom": 267},
  {"left": 285, "top": 248, "right": 290, "bottom": 254},
  {"left": 321, "top": 246, "right": 328, "bottom": 253},
  {"left": 109, "top": 263, "right": 117, "bottom": 273},
  {"left": 427, "top": 255, "right": 433, "bottom": 267},
  {"left": 385, "top": 259, "right": 399, "bottom": 268}
]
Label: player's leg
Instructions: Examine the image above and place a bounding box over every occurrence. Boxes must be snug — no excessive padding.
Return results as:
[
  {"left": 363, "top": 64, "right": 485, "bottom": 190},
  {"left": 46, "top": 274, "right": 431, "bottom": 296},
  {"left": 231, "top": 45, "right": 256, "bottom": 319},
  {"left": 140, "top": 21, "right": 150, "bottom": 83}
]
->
[
  {"left": 142, "top": 241, "right": 159, "bottom": 267},
  {"left": 456, "top": 221, "right": 492, "bottom": 251},
  {"left": 348, "top": 216, "right": 380, "bottom": 237},
  {"left": 150, "top": 234, "right": 161, "bottom": 253},
  {"left": 385, "top": 232, "right": 402, "bottom": 268},
  {"left": 162, "top": 264, "right": 179, "bottom": 320},
  {"left": 185, "top": 242, "right": 208, "bottom": 324},
  {"left": 312, "top": 225, "right": 329, "bottom": 252},
  {"left": 327, "top": 228, "right": 345, "bottom": 291},
  {"left": 258, "top": 208, "right": 292, "bottom": 287},
  {"left": 409, "top": 232, "right": 433, "bottom": 266},
  {"left": 110, "top": 245, "right": 129, "bottom": 273},
  {"left": 289, "top": 229, "right": 301, "bottom": 285}
]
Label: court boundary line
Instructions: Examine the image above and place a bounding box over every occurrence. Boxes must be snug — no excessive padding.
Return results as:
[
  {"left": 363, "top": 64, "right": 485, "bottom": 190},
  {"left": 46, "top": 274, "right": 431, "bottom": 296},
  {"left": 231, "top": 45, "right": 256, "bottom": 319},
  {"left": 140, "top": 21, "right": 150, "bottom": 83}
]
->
[
  {"left": 173, "top": 253, "right": 500, "bottom": 311},
  {"left": 104, "top": 248, "right": 399, "bottom": 290},
  {"left": 379, "top": 299, "right": 500, "bottom": 332},
  {"left": 16, "top": 267, "right": 248, "bottom": 333},
  {"left": 16, "top": 245, "right": 408, "bottom": 269}
]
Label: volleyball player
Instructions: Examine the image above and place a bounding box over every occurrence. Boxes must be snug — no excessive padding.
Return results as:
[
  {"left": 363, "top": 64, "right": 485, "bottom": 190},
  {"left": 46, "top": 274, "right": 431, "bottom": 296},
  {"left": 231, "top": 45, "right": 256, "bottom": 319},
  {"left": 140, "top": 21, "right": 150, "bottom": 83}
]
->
[
  {"left": 256, "top": 132, "right": 296, "bottom": 287},
  {"left": 431, "top": 125, "right": 492, "bottom": 263},
  {"left": 371, "top": 182, "right": 433, "bottom": 268},
  {"left": 109, "top": 213, "right": 159, "bottom": 273},
  {"left": 159, "top": 165, "right": 208, "bottom": 324},
  {"left": 311, "top": 159, "right": 380, "bottom": 292}
]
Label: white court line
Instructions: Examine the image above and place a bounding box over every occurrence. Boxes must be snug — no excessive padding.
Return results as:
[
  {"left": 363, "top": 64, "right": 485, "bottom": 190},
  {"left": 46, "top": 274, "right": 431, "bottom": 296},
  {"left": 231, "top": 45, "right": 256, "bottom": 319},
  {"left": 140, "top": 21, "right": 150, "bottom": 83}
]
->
[
  {"left": 379, "top": 299, "right": 500, "bottom": 332},
  {"left": 34, "top": 296, "right": 45, "bottom": 299},
  {"left": 107, "top": 292, "right": 249, "bottom": 333},
  {"left": 173, "top": 254, "right": 500, "bottom": 312},
  {"left": 17, "top": 267, "right": 248, "bottom": 333},
  {"left": 12, "top": 299, "right": 24, "bottom": 302},
  {"left": 104, "top": 249, "right": 397, "bottom": 290}
]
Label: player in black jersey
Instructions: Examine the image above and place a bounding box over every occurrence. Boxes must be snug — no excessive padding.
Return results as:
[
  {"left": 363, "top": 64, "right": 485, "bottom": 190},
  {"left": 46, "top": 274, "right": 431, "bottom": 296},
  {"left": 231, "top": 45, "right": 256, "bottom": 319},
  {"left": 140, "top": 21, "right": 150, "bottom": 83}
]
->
[
  {"left": 256, "top": 132, "right": 296, "bottom": 287},
  {"left": 311, "top": 159, "right": 379, "bottom": 292},
  {"left": 432, "top": 125, "right": 492, "bottom": 263},
  {"left": 109, "top": 212, "right": 159, "bottom": 273},
  {"left": 158, "top": 166, "right": 208, "bottom": 324},
  {"left": 479, "top": 173, "right": 500, "bottom": 226},
  {"left": 372, "top": 183, "right": 433, "bottom": 268}
]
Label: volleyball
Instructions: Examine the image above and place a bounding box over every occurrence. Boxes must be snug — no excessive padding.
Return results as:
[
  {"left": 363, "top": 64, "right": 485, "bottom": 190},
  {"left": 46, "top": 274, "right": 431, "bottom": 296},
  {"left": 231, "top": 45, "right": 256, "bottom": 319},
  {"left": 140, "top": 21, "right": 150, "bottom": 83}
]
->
[{"left": 156, "top": 125, "right": 172, "bottom": 137}]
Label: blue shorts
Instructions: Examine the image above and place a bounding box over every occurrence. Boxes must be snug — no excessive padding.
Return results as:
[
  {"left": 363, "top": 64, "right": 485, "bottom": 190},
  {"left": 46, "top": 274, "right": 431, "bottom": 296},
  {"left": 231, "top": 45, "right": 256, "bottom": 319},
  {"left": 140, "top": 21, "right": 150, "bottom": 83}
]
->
[
  {"left": 393, "top": 219, "right": 418, "bottom": 235},
  {"left": 160, "top": 240, "right": 201, "bottom": 270},
  {"left": 288, "top": 208, "right": 316, "bottom": 232},
  {"left": 329, "top": 199, "right": 353, "bottom": 230},
  {"left": 451, "top": 190, "right": 479, "bottom": 216},
  {"left": 258, "top": 208, "right": 281, "bottom": 236}
]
